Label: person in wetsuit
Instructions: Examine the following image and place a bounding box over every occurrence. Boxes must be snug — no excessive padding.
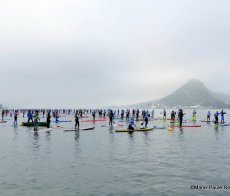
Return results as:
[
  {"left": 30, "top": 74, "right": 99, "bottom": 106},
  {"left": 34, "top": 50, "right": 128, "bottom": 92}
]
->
[
  {"left": 144, "top": 112, "right": 149, "bottom": 128},
  {"left": 163, "top": 109, "right": 166, "bottom": 120},
  {"left": 27, "top": 110, "right": 33, "bottom": 123},
  {"left": 47, "top": 111, "right": 51, "bottom": 128},
  {"left": 178, "top": 109, "right": 185, "bottom": 127},
  {"left": 214, "top": 111, "right": 220, "bottom": 125},
  {"left": 207, "top": 111, "right": 211, "bottom": 122},
  {"left": 171, "top": 110, "right": 175, "bottom": 122},
  {"left": 34, "top": 110, "right": 40, "bottom": 131},
  {"left": 1, "top": 109, "right": 5, "bottom": 120},
  {"left": 128, "top": 117, "right": 136, "bottom": 130},
  {"left": 220, "top": 110, "right": 226, "bottom": 124},
  {"left": 108, "top": 110, "right": 113, "bottom": 126},
  {"left": 92, "top": 110, "right": 96, "bottom": 120},
  {"left": 75, "top": 112, "right": 80, "bottom": 130},
  {"left": 13, "top": 110, "right": 18, "bottom": 125}
]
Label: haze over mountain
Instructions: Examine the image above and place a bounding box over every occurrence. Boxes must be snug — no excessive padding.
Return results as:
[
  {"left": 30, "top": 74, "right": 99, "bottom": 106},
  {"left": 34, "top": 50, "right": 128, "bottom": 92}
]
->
[{"left": 124, "top": 79, "right": 230, "bottom": 108}]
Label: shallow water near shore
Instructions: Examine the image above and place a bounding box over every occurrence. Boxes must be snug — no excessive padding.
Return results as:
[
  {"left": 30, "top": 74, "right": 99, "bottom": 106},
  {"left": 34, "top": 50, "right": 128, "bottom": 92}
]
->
[{"left": 1, "top": 109, "right": 230, "bottom": 196}]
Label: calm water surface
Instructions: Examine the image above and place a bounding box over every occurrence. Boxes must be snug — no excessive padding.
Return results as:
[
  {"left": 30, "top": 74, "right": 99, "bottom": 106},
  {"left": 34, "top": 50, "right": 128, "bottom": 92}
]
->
[{"left": 0, "top": 109, "right": 230, "bottom": 196}]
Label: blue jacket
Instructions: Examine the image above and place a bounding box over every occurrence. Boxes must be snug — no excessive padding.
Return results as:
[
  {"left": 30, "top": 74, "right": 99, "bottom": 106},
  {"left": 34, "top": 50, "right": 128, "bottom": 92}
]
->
[
  {"left": 27, "top": 112, "right": 33, "bottom": 118},
  {"left": 129, "top": 118, "right": 135, "bottom": 126}
]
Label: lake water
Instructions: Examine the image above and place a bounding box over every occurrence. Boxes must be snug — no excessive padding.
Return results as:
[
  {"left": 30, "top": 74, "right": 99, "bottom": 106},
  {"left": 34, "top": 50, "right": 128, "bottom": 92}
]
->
[{"left": 1, "top": 109, "right": 230, "bottom": 196}]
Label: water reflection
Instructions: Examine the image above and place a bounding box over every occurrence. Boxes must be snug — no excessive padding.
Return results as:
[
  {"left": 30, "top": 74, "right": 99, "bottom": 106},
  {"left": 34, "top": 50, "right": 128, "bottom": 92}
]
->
[
  {"left": 108, "top": 128, "right": 115, "bottom": 144},
  {"left": 74, "top": 131, "right": 80, "bottom": 142},
  {"left": 13, "top": 125, "right": 18, "bottom": 141},
  {"left": 108, "top": 126, "right": 114, "bottom": 134},
  {"left": 128, "top": 132, "right": 134, "bottom": 139},
  {"left": 45, "top": 131, "right": 51, "bottom": 142},
  {"left": 73, "top": 131, "right": 81, "bottom": 158},
  {"left": 142, "top": 131, "right": 150, "bottom": 138},
  {"left": 33, "top": 131, "right": 40, "bottom": 151}
]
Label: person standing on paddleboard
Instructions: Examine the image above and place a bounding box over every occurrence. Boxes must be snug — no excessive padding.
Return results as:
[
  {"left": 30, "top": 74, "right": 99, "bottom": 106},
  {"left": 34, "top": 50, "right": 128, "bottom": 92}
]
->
[
  {"left": 75, "top": 112, "right": 80, "bottom": 130},
  {"left": 171, "top": 110, "right": 175, "bottom": 122},
  {"left": 121, "top": 110, "right": 124, "bottom": 119},
  {"left": 13, "top": 110, "right": 18, "bottom": 125},
  {"left": 144, "top": 112, "right": 149, "bottom": 128},
  {"left": 214, "top": 111, "right": 220, "bottom": 124},
  {"left": 128, "top": 117, "right": 136, "bottom": 130},
  {"left": 220, "top": 110, "right": 226, "bottom": 123},
  {"left": 207, "top": 111, "right": 211, "bottom": 122},
  {"left": 47, "top": 111, "right": 51, "bottom": 128},
  {"left": 92, "top": 110, "right": 96, "bottom": 120},
  {"left": 163, "top": 109, "right": 166, "bottom": 120},
  {"left": 103, "top": 109, "right": 106, "bottom": 118},
  {"left": 34, "top": 111, "right": 40, "bottom": 131},
  {"left": 126, "top": 109, "right": 130, "bottom": 122},
  {"left": 136, "top": 109, "right": 140, "bottom": 121},
  {"left": 55, "top": 110, "right": 59, "bottom": 122},
  {"left": 108, "top": 110, "right": 113, "bottom": 126},
  {"left": 27, "top": 110, "right": 33, "bottom": 123},
  {"left": 192, "top": 109, "right": 196, "bottom": 121},
  {"left": 178, "top": 109, "right": 185, "bottom": 127},
  {"left": 1, "top": 109, "right": 5, "bottom": 121},
  {"left": 151, "top": 109, "right": 154, "bottom": 119}
]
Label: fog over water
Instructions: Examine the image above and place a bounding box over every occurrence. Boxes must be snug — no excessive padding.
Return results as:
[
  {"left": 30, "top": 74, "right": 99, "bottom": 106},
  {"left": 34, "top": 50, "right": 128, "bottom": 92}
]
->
[{"left": 1, "top": 0, "right": 230, "bottom": 108}]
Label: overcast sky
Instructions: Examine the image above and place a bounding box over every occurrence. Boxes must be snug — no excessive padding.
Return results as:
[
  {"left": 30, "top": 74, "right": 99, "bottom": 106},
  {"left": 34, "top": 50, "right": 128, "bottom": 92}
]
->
[{"left": 0, "top": 0, "right": 230, "bottom": 108}]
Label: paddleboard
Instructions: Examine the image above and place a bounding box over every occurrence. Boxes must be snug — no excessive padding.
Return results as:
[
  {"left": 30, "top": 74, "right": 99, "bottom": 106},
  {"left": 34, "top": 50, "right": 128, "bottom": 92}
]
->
[
  {"left": 52, "top": 120, "right": 72, "bottom": 123},
  {"left": 115, "top": 128, "right": 153, "bottom": 132},
  {"left": 170, "top": 125, "right": 201, "bottom": 128},
  {"left": 81, "top": 127, "right": 95, "bottom": 130},
  {"left": 135, "top": 128, "right": 153, "bottom": 132},
  {"left": 65, "top": 127, "right": 95, "bottom": 131},
  {"left": 64, "top": 129, "right": 79, "bottom": 132},
  {"left": 115, "top": 129, "right": 135, "bottom": 133},
  {"left": 153, "top": 126, "right": 166, "bottom": 129},
  {"left": 81, "top": 119, "right": 106, "bottom": 122}
]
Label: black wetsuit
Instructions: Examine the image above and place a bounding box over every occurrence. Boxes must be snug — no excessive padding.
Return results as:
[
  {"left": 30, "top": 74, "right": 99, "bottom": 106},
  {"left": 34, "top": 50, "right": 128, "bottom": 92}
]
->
[
  {"left": 109, "top": 111, "right": 113, "bottom": 126},
  {"left": 75, "top": 114, "right": 79, "bottom": 130},
  {"left": 47, "top": 113, "right": 51, "bottom": 128},
  {"left": 178, "top": 110, "right": 184, "bottom": 126},
  {"left": 2, "top": 110, "right": 5, "bottom": 120}
]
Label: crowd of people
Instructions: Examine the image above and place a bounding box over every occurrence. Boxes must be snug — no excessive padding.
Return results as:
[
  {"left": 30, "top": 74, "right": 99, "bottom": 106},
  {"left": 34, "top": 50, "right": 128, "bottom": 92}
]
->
[{"left": 0, "top": 108, "right": 228, "bottom": 131}]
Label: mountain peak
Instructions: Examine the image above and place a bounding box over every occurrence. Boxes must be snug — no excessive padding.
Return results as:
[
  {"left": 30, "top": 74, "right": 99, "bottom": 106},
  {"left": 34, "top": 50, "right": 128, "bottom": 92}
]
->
[
  {"left": 187, "top": 78, "right": 203, "bottom": 84},
  {"left": 125, "top": 79, "right": 230, "bottom": 109},
  {"left": 186, "top": 79, "right": 204, "bottom": 86},
  {"left": 157, "top": 79, "right": 228, "bottom": 108}
]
